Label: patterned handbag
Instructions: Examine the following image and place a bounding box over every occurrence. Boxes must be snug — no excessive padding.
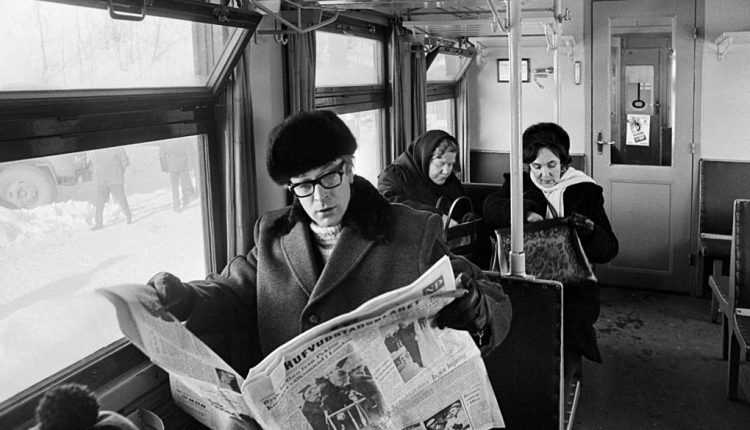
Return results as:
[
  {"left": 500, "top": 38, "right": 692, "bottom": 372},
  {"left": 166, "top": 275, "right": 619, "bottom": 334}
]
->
[{"left": 493, "top": 217, "right": 597, "bottom": 283}]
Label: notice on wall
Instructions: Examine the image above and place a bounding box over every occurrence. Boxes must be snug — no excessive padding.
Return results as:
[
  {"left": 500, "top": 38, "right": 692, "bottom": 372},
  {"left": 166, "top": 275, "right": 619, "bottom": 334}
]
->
[{"left": 626, "top": 114, "right": 650, "bottom": 146}]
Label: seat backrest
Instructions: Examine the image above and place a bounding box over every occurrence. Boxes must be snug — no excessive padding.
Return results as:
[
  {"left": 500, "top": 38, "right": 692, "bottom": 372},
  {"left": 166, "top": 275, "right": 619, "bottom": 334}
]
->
[
  {"left": 699, "top": 160, "right": 750, "bottom": 236},
  {"left": 440, "top": 196, "right": 494, "bottom": 268},
  {"left": 445, "top": 218, "right": 483, "bottom": 259},
  {"left": 730, "top": 199, "right": 750, "bottom": 310},
  {"left": 463, "top": 182, "right": 499, "bottom": 216},
  {"left": 482, "top": 272, "right": 564, "bottom": 430},
  {"left": 469, "top": 150, "right": 587, "bottom": 183}
]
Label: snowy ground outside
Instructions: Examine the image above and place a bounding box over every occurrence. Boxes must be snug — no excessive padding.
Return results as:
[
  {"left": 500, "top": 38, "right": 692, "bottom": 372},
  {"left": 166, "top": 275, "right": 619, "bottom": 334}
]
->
[{"left": 0, "top": 143, "right": 207, "bottom": 401}]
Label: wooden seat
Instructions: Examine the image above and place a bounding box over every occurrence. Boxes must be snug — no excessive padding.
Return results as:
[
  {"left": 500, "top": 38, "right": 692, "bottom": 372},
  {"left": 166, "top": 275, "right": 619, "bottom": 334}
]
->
[
  {"left": 698, "top": 160, "right": 750, "bottom": 327},
  {"left": 482, "top": 272, "right": 572, "bottom": 429},
  {"left": 441, "top": 196, "right": 486, "bottom": 265},
  {"left": 708, "top": 274, "right": 731, "bottom": 359},
  {"left": 445, "top": 218, "right": 483, "bottom": 260},
  {"left": 727, "top": 199, "right": 750, "bottom": 400}
]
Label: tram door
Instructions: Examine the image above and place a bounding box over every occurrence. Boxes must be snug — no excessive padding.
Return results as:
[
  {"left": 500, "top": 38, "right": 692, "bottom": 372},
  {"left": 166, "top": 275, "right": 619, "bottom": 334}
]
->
[{"left": 591, "top": 0, "right": 697, "bottom": 293}]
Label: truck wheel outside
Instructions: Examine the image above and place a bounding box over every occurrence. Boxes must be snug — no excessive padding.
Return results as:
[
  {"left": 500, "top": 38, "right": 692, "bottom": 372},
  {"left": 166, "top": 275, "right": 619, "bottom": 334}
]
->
[{"left": 0, "top": 164, "right": 57, "bottom": 209}]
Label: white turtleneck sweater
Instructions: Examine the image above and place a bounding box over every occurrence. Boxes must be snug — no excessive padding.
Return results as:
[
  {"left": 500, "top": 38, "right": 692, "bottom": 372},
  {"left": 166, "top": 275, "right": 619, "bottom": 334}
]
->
[{"left": 309, "top": 223, "right": 343, "bottom": 265}]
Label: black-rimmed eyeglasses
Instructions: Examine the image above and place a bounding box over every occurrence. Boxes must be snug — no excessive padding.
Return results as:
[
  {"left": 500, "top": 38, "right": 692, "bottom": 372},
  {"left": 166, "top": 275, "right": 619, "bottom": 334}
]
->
[{"left": 288, "top": 163, "right": 345, "bottom": 198}]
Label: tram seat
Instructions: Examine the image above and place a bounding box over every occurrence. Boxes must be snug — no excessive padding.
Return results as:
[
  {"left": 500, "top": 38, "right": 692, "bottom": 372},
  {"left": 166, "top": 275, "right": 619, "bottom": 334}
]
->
[
  {"left": 708, "top": 274, "right": 731, "bottom": 360},
  {"left": 463, "top": 182, "right": 499, "bottom": 215},
  {"left": 439, "top": 195, "right": 493, "bottom": 269},
  {"left": 463, "top": 182, "right": 500, "bottom": 269},
  {"left": 727, "top": 199, "right": 750, "bottom": 401},
  {"left": 482, "top": 272, "right": 578, "bottom": 429},
  {"left": 698, "top": 160, "right": 750, "bottom": 328}
]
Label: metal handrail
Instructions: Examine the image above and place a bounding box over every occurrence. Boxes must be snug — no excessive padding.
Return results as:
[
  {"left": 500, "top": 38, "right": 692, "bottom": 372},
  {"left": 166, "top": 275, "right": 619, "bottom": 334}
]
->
[{"left": 247, "top": 0, "right": 339, "bottom": 34}]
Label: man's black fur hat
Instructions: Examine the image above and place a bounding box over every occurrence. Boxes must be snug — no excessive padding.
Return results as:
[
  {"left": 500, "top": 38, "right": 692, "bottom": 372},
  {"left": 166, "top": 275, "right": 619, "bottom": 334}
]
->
[{"left": 267, "top": 110, "right": 357, "bottom": 185}]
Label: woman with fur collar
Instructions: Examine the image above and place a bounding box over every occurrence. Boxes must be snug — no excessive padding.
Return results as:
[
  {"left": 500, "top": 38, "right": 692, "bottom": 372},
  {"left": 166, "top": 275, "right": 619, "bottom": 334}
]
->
[{"left": 145, "top": 111, "right": 512, "bottom": 378}]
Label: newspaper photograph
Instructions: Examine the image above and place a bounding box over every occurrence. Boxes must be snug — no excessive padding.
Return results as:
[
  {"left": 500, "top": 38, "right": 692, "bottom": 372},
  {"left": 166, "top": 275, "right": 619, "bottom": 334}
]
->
[{"left": 97, "top": 256, "right": 505, "bottom": 430}]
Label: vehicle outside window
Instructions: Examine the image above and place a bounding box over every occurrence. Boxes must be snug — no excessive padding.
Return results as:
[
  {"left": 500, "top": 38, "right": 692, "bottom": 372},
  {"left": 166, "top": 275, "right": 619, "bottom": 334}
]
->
[{"left": 0, "top": 154, "right": 92, "bottom": 209}]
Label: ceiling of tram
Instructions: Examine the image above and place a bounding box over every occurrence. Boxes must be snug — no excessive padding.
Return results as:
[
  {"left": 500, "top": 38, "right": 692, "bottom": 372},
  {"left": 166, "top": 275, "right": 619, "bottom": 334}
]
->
[{"left": 299, "top": 0, "right": 559, "bottom": 38}]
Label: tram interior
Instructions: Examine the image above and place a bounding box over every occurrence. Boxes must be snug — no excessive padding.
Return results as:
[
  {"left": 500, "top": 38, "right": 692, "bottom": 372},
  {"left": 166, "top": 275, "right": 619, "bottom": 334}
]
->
[{"left": 2, "top": 0, "right": 750, "bottom": 429}]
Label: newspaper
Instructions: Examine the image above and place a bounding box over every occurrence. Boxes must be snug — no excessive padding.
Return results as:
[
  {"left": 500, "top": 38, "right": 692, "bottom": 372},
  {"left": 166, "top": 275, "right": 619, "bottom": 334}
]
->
[{"left": 97, "top": 256, "right": 505, "bottom": 430}]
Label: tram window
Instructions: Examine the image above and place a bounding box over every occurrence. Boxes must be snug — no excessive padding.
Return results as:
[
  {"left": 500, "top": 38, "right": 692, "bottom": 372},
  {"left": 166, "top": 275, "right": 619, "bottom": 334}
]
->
[
  {"left": 426, "top": 53, "right": 468, "bottom": 82},
  {"left": 426, "top": 52, "right": 465, "bottom": 146},
  {"left": 0, "top": 1, "right": 240, "bottom": 91},
  {"left": 0, "top": 137, "right": 207, "bottom": 403},
  {"left": 339, "top": 110, "right": 385, "bottom": 184},
  {"left": 315, "top": 31, "right": 384, "bottom": 87},
  {"left": 426, "top": 99, "right": 456, "bottom": 136},
  {"left": 315, "top": 28, "right": 387, "bottom": 185}
]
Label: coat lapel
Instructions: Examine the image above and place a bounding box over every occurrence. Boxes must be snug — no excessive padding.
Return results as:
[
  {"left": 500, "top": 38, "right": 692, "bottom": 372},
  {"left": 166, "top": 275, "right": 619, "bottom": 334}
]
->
[
  {"left": 308, "top": 227, "right": 373, "bottom": 305},
  {"left": 281, "top": 221, "right": 319, "bottom": 297}
]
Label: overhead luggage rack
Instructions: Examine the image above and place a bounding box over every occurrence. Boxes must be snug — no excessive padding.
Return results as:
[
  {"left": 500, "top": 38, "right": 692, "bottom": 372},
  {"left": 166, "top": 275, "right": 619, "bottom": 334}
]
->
[{"left": 402, "top": 15, "right": 554, "bottom": 38}]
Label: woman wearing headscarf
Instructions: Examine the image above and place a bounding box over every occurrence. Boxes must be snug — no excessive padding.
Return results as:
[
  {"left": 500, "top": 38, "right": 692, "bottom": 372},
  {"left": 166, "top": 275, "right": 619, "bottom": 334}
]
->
[
  {"left": 378, "top": 130, "right": 476, "bottom": 223},
  {"left": 483, "top": 122, "right": 618, "bottom": 382}
]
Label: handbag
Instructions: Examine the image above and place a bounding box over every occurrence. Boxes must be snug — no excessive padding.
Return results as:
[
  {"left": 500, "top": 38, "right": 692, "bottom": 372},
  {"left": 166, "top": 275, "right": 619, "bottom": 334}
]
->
[
  {"left": 437, "top": 196, "right": 483, "bottom": 259},
  {"left": 493, "top": 217, "right": 597, "bottom": 284}
]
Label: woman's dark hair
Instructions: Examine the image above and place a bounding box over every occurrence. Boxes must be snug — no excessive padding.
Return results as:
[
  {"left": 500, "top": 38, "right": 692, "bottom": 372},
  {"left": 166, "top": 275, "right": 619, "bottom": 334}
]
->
[
  {"left": 35, "top": 384, "right": 100, "bottom": 430},
  {"left": 522, "top": 122, "right": 572, "bottom": 166}
]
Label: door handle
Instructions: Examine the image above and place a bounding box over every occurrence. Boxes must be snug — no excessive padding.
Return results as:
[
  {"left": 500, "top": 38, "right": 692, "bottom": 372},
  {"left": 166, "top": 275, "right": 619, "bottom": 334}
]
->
[{"left": 596, "top": 130, "right": 615, "bottom": 155}]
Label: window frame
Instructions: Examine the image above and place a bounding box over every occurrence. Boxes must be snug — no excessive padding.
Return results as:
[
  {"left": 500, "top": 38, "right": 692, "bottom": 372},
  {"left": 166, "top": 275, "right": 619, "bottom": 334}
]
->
[
  {"left": 3, "top": 0, "right": 256, "bottom": 95},
  {"left": 314, "top": 17, "right": 391, "bottom": 179},
  {"left": 0, "top": 95, "right": 221, "bottom": 428}
]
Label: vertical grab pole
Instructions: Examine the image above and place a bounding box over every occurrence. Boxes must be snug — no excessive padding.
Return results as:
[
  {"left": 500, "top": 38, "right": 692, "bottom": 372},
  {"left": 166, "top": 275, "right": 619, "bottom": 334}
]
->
[
  {"left": 508, "top": 0, "right": 526, "bottom": 276},
  {"left": 553, "top": 0, "right": 562, "bottom": 123}
]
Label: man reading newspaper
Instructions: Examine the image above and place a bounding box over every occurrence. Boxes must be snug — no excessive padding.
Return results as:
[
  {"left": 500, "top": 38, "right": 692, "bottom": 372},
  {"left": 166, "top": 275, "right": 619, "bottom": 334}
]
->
[{"left": 141, "top": 111, "right": 512, "bottom": 428}]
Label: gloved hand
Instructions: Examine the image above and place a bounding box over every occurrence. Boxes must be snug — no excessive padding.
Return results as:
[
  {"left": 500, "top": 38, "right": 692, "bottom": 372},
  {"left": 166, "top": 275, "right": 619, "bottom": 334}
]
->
[
  {"left": 461, "top": 211, "right": 480, "bottom": 223},
  {"left": 146, "top": 272, "right": 195, "bottom": 321},
  {"left": 570, "top": 212, "right": 595, "bottom": 238},
  {"left": 435, "top": 273, "right": 490, "bottom": 337}
]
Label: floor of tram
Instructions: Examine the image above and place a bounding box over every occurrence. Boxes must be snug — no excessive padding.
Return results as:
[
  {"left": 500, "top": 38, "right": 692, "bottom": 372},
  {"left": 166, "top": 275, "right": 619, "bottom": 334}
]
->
[{"left": 574, "top": 286, "right": 750, "bottom": 429}]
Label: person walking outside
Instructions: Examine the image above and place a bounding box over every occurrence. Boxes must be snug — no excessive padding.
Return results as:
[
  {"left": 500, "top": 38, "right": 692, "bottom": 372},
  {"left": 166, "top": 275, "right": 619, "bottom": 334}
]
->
[{"left": 91, "top": 147, "right": 132, "bottom": 230}]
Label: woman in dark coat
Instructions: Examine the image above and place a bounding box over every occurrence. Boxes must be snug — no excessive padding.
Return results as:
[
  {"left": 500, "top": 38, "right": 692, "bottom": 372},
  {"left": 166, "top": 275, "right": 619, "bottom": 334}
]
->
[
  {"left": 378, "top": 130, "right": 474, "bottom": 221},
  {"left": 483, "top": 122, "right": 618, "bottom": 380}
]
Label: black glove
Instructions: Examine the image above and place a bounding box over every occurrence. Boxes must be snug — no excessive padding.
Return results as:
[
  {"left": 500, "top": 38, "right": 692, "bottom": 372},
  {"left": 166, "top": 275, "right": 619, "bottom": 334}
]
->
[
  {"left": 436, "top": 273, "right": 490, "bottom": 339},
  {"left": 461, "top": 211, "right": 480, "bottom": 223},
  {"left": 146, "top": 272, "right": 195, "bottom": 321},
  {"left": 570, "top": 212, "right": 595, "bottom": 239}
]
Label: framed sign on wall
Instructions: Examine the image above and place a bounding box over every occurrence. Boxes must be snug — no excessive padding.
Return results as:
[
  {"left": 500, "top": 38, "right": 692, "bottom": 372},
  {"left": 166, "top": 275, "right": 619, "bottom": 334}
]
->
[{"left": 497, "top": 58, "right": 530, "bottom": 83}]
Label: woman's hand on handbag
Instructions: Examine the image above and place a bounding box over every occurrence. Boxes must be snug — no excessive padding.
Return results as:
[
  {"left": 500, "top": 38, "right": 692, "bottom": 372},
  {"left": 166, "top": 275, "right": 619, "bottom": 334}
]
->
[
  {"left": 461, "top": 211, "right": 480, "bottom": 223},
  {"left": 570, "top": 212, "right": 595, "bottom": 238},
  {"left": 442, "top": 214, "right": 459, "bottom": 228}
]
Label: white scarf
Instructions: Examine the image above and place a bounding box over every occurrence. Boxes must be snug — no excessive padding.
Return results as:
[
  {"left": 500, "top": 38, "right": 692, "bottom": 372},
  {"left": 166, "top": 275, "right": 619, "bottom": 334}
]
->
[{"left": 530, "top": 167, "right": 595, "bottom": 219}]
